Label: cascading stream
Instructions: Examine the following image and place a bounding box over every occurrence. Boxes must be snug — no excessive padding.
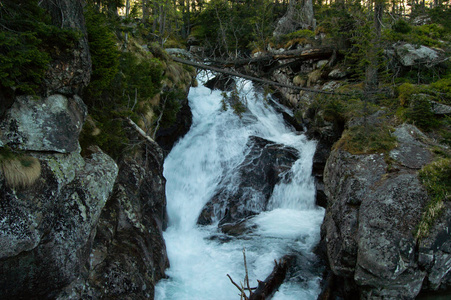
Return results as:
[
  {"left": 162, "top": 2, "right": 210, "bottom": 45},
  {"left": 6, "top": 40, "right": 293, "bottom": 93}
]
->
[{"left": 155, "top": 75, "right": 325, "bottom": 300}]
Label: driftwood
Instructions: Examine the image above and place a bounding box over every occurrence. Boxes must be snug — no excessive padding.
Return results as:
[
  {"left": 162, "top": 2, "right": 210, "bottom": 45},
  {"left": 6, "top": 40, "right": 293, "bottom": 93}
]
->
[
  {"left": 228, "top": 252, "right": 295, "bottom": 300},
  {"left": 249, "top": 255, "right": 295, "bottom": 300}
]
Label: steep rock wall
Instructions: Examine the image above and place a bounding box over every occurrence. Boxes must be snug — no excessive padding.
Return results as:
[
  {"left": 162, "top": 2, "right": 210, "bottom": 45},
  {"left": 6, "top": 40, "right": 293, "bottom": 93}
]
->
[
  {"left": 0, "top": 1, "right": 170, "bottom": 299},
  {"left": 320, "top": 124, "right": 451, "bottom": 299}
]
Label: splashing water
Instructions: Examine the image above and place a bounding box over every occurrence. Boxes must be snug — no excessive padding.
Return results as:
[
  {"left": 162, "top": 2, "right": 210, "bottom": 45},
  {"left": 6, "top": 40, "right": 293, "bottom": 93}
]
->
[{"left": 155, "top": 74, "right": 325, "bottom": 300}]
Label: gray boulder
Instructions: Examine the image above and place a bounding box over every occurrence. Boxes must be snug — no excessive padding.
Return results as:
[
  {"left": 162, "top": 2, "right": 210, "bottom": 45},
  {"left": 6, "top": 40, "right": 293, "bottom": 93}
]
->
[
  {"left": 395, "top": 43, "right": 443, "bottom": 67},
  {"left": 0, "top": 147, "right": 118, "bottom": 299},
  {"left": 320, "top": 124, "right": 447, "bottom": 299},
  {"left": 0, "top": 94, "right": 87, "bottom": 153}
]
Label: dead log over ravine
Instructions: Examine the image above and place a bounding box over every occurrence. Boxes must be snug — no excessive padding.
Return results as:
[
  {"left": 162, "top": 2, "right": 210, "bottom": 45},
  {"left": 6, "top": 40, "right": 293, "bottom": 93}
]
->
[
  {"left": 207, "top": 47, "right": 335, "bottom": 68},
  {"left": 170, "top": 56, "right": 350, "bottom": 95}
]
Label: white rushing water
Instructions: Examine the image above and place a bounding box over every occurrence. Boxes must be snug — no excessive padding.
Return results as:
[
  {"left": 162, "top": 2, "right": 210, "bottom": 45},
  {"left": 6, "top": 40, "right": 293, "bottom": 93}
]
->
[{"left": 155, "top": 75, "right": 325, "bottom": 300}]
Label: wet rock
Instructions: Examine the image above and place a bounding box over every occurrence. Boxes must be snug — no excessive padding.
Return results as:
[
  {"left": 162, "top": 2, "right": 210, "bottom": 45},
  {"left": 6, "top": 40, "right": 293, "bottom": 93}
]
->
[
  {"left": 418, "top": 202, "right": 451, "bottom": 291},
  {"left": 156, "top": 94, "right": 193, "bottom": 155},
  {"left": 0, "top": 94, "right": 87, "bottom": 153},
  {"left": 65, "top": 142, "right": 169, "bottom": 300},
  {"left": 197, "top": 136, "right": 299, "bottom": 225},
  {"left": 205, "top": 75, "right": 236, "bottom": 91}
]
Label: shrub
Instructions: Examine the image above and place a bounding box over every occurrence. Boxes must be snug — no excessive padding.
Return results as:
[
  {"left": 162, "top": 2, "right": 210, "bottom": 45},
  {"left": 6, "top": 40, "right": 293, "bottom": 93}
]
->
[
  {"left": 404, "top": 94, "right": 439, "bottom": 131},
  {"left": 84, "top": 6, "right": 120, "bottom": 99},
  {"left": 392, "top": 18, "right": 412, "bottom": 34}
]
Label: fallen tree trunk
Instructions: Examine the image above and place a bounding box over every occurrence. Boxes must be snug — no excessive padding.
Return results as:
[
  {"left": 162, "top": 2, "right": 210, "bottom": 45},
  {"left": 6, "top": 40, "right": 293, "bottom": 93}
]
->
[
  {"left": 207, "top": 47, "right": 335, "bottom": 68},
  {"left": 248, "top": 255, "right": 295, "bottom": 300},
  {"left": 170, "top": 56, "right": 348, "bottom": 95}
]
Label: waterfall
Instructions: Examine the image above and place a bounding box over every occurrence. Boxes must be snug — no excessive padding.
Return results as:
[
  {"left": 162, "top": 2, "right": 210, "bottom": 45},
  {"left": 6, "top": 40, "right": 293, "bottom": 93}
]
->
[{"left": 155, "top": 74, "right": 325, "bottom": 299}]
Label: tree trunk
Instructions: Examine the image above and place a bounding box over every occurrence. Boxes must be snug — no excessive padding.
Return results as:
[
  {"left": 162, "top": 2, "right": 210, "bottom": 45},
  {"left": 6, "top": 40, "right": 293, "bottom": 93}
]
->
[{"left": 273, "top": 0, "right": 315, "bottom": 37}]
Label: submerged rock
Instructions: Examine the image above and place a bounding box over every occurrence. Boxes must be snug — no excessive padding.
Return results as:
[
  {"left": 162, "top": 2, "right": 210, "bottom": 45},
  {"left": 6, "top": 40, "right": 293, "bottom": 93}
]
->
[{"left": 197, "top": 136, "right": 299, "bottom": 225}]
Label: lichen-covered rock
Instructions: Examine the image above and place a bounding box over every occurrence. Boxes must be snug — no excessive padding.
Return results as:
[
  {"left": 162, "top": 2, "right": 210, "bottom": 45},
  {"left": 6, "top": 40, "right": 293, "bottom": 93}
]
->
[
  {"left": 389, "top": 123, "right": 432, "bottom": 169},
  {"left": 0, "top": 94, "right": 87, "bottom": 153},
  {"left": 319, "top": 123, "right": 447, "bottom": 299},
  {"left": 55, "top": 141, "right": 168, "bottom": 300},
  {"left": 395, "top": 43, "right": 443, "bottom": 67},
  {"left": 0, "top": 147, "right": 118, "bottom": 299},
  {"left": 418, "top": 202, "right": 451, "bottom": 291},
  {"left": 197, "top": 136, "right": 299, "bottom": 225}
]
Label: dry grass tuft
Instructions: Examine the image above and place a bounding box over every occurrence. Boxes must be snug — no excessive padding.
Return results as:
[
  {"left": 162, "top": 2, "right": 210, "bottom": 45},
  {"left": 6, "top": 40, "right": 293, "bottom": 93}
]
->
[{"left": 0, "top": 155, "right": 41, "bottom": 188}]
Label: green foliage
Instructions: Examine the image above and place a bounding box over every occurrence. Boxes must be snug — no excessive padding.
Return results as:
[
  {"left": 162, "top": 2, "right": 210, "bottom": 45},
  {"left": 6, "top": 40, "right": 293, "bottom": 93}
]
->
[
  {"left": 315, "top": 3, "right": 358, "bottom": 48},
  {"left": 334, "top": 124, "right": 397, "bottom": 154},
  {"left": 428, "top": 5, "right": 451, "bottom": 33},
  {"left": 117, "top": 52, "right": 163, "bottom": 106},
  {"left": 81, "top": 49, "right": 163, "bottom": 159},
  {"left": 403, "top": 94, "right": 440, "bottom": 131},
  {"left": 84, "top": 6, "right": 120, "bottom": 98},
  {"left": 392, "top": 18, "right": 411, "bottom": 34},
  {"left": 155, "top": 89, "right": 184, "bottom": 129},
  {"left": 0, "top": 0, "right": 80, "bottom": 94},
  {"left": 384, "top": 20, "right": 446, "bottom": 48},
  {"left": 416, "top": 158, "right": 451, "bottom": 239},
  {"left": 221, "top": 87, "right": 247, "bottom": 117},
  {"left": 195, "top": 0, "right": 277, "bottom": 56},
  {"left": 397, "top": 83, "right": 419, "bottom": 106},
  {"left": 430, "top": 76, "right": 451, "bottom": 103}
]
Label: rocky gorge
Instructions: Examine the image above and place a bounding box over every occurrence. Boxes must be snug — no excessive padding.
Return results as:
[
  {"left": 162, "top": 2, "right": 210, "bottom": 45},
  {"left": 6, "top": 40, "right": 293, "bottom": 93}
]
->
[
  {"left": 0, "top": 1, "right": 171, "bottom": 299},
  {"left": 0, "top": 1, "right": 450, "bottom": 300}
]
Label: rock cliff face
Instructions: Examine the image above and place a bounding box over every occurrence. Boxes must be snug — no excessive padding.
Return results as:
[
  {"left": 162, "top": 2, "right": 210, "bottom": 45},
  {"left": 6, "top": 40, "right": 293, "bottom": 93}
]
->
[
  {"left": 0, "top": 1, "right": 169, "bottom": 299},
  {"left": 0, "top": 94, "right": 118, "bottom": 299},
  {"left": 56, "top": 144, "right": 168, "bottom": 300},
  {"left": 319, "top": 124, "right": 451, "bottom": 299}
]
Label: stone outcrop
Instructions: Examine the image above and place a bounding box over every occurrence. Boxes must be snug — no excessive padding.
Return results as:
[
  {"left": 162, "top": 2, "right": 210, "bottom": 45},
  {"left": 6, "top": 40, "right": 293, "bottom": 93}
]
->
[
  {"left": 155, "top": 95, "right": 192, "bottom": 155},
  {"left": 0, "top": 94, "right": 87, "bottom": 153},
  {"left": 394, "top": 43, "right": 444, "bottom": 68},
  {"left": 0, "top": 146, "right": 118, "bottom": 299},
  {"left": 319, "top": 123, "right": 451, "bottom": 299},
  {"left": 55, "top": 141, "right": 168, "bottom": 300},
  {"left": 0, "top": 1, "right": 170, "bottom": 299},
  {"left": 197, "top": 136, "right": 299, "bottom": 225}
]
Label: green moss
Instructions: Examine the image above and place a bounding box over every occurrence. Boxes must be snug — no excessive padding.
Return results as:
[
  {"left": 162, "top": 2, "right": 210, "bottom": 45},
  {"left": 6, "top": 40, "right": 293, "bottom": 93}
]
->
[
  {"left": 334, "top": 124, "right": 397, "bottom": 154},
  {"left": 416, "top": 158, "right": 451, "bottom": 239}
]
